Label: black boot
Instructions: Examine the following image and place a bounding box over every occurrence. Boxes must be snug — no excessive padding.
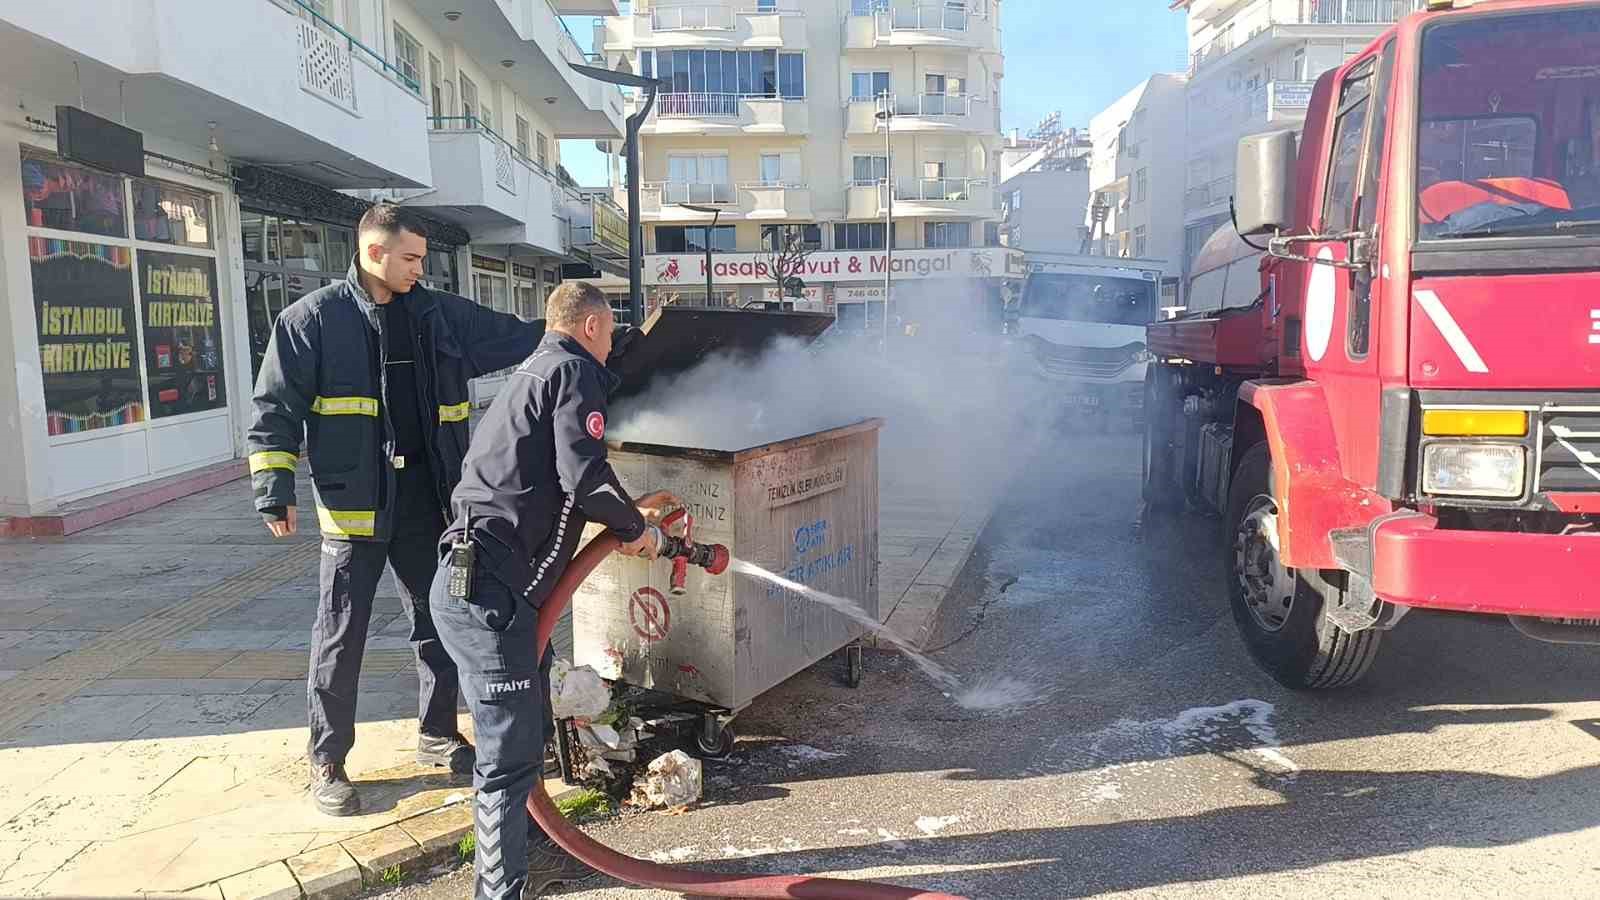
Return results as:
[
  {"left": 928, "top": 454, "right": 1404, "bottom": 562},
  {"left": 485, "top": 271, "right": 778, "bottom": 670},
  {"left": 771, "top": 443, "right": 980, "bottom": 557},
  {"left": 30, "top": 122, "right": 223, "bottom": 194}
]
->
[
  {"left": 309, "top": 762, "right": 360, "bottom": 817},
  {"left": 417, "top": 732, "right": 476, "bottom": 775},
  {"left": 521, "top": 838, "right": 596, "bottom": 898}
]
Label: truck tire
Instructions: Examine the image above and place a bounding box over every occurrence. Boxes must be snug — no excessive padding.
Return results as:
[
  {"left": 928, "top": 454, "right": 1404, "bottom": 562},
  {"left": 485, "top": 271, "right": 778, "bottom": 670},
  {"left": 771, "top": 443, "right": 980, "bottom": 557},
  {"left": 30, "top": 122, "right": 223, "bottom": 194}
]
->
[
  {"left": 1224, "top": 442, "right": 1381, "bottom": 689},
  {"left": 1142, "top": 368, "right": 1182, "bottom": 511}
]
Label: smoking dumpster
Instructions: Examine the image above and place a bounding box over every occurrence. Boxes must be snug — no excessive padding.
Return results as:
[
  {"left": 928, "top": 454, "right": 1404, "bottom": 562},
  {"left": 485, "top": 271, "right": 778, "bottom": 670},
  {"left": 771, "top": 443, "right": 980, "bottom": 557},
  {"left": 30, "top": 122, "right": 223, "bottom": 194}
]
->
[{"left": 565, "top": 306, "right": 881, "bottom": 759}]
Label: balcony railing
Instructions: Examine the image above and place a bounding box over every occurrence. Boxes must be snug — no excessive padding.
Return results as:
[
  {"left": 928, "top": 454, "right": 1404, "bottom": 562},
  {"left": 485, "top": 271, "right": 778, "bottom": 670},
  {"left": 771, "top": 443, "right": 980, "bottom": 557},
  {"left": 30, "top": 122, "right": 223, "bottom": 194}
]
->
[
  {"left": 647, "top": 181, "right": 737, "bottom": 205},
  {"left": 890, "top": 92, "right": 974, "bottom": 118},
  {"left": 1185, "top": 174, "right": 1235, "bottom": 211},
  {"left": 647, "top": 4, "right": 736, "bottom": 30},
  {"left": 897, "top": 177, "right": 986, "bottom": 201},
  {"left": 1189, "top": 0, "right": 1422, "bottom": 75},
  {"left": 879, "top": 4, "right": 969, "bottom": 33},
  {"left": 428, "top": 116, "right": 562, "bottom": 195},
  {"left": 655, "top": 92, "right": 743, "bottom": 118}
]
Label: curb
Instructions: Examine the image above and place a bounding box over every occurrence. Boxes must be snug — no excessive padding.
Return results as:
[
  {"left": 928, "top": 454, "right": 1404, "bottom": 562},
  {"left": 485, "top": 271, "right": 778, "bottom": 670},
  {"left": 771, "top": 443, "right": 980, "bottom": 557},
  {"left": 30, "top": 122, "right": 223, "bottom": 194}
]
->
[
  {"left": 876, "top": 501, "right": 998, "bottom": 652},
  {"left": 190, "top": 782, "right": 582, "bottom": 900}
]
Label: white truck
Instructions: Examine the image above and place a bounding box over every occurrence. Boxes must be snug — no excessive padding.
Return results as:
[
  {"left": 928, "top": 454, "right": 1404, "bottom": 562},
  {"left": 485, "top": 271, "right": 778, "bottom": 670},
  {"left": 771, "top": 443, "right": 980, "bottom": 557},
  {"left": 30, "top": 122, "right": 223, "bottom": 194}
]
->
[{"left": 1004, "top": 254, "right": 1166, "bottom": 429}]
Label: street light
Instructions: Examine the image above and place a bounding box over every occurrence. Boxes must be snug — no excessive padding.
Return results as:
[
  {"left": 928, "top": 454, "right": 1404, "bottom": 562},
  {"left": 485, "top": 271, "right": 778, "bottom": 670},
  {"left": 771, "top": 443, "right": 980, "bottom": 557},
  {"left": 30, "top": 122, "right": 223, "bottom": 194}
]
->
[
  {"left": 568, "top": 62, "right": 665, "bottom": 326},
  {"left": 680, "top": 203, "right": 722, "bottom": 309},
  {"left": 875, "top": 99, "right": 894, "bottom": 354}
]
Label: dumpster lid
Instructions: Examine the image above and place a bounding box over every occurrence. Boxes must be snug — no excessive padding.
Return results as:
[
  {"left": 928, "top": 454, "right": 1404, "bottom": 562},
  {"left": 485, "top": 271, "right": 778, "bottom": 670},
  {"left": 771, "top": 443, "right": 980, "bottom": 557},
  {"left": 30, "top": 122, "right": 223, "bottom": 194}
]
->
[{"left": 610, "top": 306, "right": 834, "bottom": 401}]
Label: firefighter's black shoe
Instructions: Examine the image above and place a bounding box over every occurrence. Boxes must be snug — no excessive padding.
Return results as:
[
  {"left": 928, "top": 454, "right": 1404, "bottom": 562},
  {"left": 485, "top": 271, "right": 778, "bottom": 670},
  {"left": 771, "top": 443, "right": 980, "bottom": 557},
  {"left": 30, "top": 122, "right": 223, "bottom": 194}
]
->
[
  {"left": 309, "top": 762, "right": 361, "bottom": 817},
  {"left": 417, "top": 732, "right": 476, "bottom": 775},
  {"left": 522, "top": 839, "right": 596, "bottom": 897}
]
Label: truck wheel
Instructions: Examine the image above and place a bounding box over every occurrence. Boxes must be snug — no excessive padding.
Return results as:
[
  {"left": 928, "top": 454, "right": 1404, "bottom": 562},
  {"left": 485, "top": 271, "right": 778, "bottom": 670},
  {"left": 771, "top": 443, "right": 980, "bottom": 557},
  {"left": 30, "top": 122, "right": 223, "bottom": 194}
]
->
[
  {"left": 1142, "top": 369, "right": 1182, "bottom": 511},
  {"left": 1225, "top": 442, "right": 1381, "bottom": 690}
]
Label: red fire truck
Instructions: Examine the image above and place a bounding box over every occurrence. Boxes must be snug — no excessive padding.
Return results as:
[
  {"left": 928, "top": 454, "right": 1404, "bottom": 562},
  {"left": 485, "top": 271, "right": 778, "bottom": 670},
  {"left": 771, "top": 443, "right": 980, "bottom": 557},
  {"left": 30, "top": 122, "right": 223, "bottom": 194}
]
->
[{"left": 1144, "top": 0, "right": 1600, "bottom": 688}]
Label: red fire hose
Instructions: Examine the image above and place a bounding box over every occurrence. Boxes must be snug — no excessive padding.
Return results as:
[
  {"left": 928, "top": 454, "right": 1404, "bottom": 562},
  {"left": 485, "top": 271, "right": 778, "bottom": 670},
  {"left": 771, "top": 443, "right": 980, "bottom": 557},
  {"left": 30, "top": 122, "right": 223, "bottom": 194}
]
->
[{"left": 529, "top": 531, "right": 968, "bottom": 900}]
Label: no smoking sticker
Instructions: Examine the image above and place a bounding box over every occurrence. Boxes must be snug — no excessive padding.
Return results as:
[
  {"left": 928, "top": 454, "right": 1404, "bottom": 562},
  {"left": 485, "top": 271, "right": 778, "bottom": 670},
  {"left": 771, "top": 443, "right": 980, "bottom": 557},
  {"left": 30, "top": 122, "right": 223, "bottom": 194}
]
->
[{"left": 629, "top": 587, "right": 670, "bottom": 642}]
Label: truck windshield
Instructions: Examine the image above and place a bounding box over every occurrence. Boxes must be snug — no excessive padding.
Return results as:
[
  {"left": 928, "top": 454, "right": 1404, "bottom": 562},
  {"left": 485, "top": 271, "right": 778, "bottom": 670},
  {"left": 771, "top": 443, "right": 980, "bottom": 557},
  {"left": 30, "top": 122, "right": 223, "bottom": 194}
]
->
[
  {"left": 1018, "top": 275, "right": 1155, "bottom": 327},
  {"left": 1417, "top": 8, "right": 1600, "bottom": 240}
]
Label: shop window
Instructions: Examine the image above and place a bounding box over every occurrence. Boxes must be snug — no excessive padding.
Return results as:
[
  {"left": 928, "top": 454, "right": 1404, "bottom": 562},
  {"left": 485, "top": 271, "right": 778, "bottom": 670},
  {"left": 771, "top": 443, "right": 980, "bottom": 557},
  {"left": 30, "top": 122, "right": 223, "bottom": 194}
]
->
[
  {"left": 280, "top": 220, "right": 327, "bottom": 271},
  {"left": 29, "top": 239, "right": 143, "bottom": 435},
  {"left": 140, "top": 251, "right": 225, "bottom": 418},
  {"left": 133, "top": 180, "right": 212, "bottom": 249},
  {"left": 21, "top": 156, "right": 126, "bottom": 238}
]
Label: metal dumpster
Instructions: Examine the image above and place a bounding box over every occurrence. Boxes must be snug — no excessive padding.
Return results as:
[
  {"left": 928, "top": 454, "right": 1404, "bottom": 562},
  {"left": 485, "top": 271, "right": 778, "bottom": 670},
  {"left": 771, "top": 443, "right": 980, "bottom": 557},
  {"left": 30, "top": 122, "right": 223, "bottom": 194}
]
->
[{"left": 571, "top": 418, "right": 882, "bottom": 720}]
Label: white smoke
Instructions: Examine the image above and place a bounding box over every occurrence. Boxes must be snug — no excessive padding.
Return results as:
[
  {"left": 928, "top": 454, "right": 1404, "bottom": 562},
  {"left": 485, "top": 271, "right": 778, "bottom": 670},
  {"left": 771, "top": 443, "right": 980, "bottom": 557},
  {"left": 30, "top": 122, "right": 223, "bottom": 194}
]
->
[{"left": 611, "top": 287, "right": 1051, "bottom": 508}]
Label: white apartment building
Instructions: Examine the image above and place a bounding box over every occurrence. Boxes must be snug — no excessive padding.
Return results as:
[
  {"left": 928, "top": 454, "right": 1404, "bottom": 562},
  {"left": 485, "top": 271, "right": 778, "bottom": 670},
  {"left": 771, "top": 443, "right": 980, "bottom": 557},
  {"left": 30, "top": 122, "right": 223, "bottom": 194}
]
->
[
  {"left": 1175, "top": 0, "right": 1422, "bottom": 272},
  {"left": 0, "top": 0, "right": 628, "bottom": 520},
  {"left": 1085, "top": 75, "right": 1186, "bottom": 281},
  {"left": 597, "top": 0, "right": 1019, "bottom": 331}
]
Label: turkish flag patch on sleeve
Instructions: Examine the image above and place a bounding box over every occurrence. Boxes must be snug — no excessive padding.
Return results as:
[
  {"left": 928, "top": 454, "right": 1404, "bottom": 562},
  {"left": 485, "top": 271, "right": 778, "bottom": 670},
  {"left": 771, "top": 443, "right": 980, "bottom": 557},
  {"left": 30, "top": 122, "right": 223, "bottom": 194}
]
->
[{"left": 586, "top": 411, "right": 606, "bottom": 440}]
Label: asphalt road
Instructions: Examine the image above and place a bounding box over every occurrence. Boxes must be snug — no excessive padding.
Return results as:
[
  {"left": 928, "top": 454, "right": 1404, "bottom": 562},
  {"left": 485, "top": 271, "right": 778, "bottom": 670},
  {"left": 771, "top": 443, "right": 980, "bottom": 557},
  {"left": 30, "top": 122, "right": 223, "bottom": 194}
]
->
[{"left": 381, "top": 432, "right": 1600, "bottom": 900}]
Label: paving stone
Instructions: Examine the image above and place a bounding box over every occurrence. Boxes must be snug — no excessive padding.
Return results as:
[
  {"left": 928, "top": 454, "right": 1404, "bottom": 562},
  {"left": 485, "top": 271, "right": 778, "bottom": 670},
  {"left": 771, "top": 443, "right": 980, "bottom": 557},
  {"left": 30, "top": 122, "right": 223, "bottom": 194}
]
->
[
  {"left": 77, "top": 677, "right": 264, "bottom": 696},
  {"left": 218, "top": 860, "right": 303, "bottom": 900},
  {"left": 0, "top": 839, "right": 90, "bottom": 896},
  {"left": 286, "top": 843, "right": 362, "bottom": 900},
  {"left": 114, "top": 650, "right": 242, "bottom": 678},
  {"left": 397, "top": 802, "right": 472, "bottom": 858},
  {"left": 341, "top": 824, "right": 420, "bottom": 885}
]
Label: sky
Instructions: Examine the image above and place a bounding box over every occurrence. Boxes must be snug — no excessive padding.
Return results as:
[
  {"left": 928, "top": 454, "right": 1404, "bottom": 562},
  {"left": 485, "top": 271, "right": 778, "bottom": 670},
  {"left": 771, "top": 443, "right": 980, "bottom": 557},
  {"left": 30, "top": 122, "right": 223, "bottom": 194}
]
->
[{"left": 557, "top": 2, "right": 1189, "bottom": 187}]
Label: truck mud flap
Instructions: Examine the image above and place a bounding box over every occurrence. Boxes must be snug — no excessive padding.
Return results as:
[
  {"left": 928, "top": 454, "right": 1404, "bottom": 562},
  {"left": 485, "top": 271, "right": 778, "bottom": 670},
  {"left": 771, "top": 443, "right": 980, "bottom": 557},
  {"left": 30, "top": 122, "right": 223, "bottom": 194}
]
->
[{"left": 1508, "top": 615, "right": 1600, "bottom": 646}]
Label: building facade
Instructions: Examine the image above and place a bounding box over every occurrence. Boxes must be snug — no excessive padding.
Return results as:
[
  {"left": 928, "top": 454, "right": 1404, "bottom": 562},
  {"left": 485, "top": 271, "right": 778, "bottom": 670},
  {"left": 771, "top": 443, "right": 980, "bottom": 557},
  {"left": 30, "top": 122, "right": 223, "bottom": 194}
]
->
[
  {"left": 0, "top": 0, "right": 628, "bottom": 517},
  {"left": 597, "top": 0, "right": 1016, "bottom": 328},
  {"left": 996, "top": 116, "right": 1092, "bottom": 256},
  {"left": 1084, "top": 75, "right": 1187, "bottom": 289},
  {"left": 1175, "top": 0, "right": 1422, "bottom": 274}
]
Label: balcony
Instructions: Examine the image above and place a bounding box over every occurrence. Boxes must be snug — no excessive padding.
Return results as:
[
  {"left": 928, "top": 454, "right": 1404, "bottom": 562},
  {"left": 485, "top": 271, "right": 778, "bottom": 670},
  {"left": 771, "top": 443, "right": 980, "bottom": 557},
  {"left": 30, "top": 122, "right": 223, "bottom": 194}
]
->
[
  {"left": 412, "top": 117, "right": 566, "bottom": 254},
  {"left": 1185, "top": 174, "right": 1236, "bottom": 214},
  {"left": 408, "top": 0, "right": 622, "bottom": 138},
  {"left": 638, "top": 181, "right": 814, "bottom": 221},
  {"left": 550, "top": 0, "right": 618, "bottom": 13},
  {"left": 738, "top": 182, "right": 814, "bottom": 220},
  {"left": 0, "top": 0, "right": 431, "bottom": 186},
  {"left": 1188, "top": 0, "right": 1423, "bottom": 77},
  {"left": 606, "top": 4, "right": 807, "bottom": 49},
  {"left": 842, "top": 2, "right": 999, "bottom": 52},
  {"left": 845, "top": 94, "right": 991, "bottom": 135},
  {"left": 631, "top": 92, "right": 810, "bottom": 135},
  {"left": 845, "top": 177, "right": 994, "bottom": 219}
]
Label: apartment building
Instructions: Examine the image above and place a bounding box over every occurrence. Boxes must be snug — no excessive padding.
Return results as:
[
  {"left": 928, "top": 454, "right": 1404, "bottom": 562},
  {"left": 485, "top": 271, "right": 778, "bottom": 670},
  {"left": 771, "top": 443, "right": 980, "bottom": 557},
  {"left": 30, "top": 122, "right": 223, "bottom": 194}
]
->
[
  {"left": 598, "top": 0, "right": 1019, "bottom": 328},
  {"left": 1175, "top": 0, "right": 1422, "bottom": 271},
  {"left": 0, "top": 0, "right": 627, "bottom": 518},
  {"left": 995, "top": 117, "right": 1092, "bottom": 256},
  {"left": 1084, "top": 75, "right": 1186, "bottom": 279}
]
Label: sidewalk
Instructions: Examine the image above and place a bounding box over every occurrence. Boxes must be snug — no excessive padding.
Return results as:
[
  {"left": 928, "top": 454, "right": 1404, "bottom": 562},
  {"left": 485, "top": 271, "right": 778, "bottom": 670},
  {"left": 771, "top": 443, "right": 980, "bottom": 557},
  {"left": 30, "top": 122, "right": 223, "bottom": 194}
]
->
[{"left": 0, "top": 470, "right": 991, "bottom": 898}]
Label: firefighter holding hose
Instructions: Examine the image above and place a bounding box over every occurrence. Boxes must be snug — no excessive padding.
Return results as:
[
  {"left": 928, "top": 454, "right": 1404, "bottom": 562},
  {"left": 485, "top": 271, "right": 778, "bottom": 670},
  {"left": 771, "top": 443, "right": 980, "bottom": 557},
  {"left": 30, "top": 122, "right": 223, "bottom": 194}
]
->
[{"left": 429, "top": 281, "right": 680, "bottom": 898}]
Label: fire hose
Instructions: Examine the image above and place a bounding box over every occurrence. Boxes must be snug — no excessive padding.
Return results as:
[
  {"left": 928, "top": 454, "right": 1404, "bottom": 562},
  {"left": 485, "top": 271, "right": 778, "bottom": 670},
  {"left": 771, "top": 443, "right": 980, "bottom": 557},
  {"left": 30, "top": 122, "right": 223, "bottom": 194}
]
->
[{"left": 529, "top": 529, "right": 969, "bottom": 900}]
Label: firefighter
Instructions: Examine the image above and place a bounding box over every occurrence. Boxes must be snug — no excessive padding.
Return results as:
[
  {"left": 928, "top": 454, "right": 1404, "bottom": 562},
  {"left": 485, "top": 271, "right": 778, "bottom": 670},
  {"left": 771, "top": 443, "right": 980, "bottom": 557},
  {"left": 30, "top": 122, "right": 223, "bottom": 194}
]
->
[
  {"left": 429, "top": 281, "right": 679, "bottom": 899},
  {"left": 248, "top": 204, "right": 604, "bottom": 817}
]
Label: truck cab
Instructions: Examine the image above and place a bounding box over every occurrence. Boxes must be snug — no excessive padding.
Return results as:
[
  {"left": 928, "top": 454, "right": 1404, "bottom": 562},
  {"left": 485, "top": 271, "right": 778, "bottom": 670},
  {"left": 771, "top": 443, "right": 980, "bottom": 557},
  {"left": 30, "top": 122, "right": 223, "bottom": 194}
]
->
[
  {"left": 1007, "top": 256, "right": 1164, "bottom": 427},
  {"left": 1145, "top": 0, "right": 1600, "bottom": 689}
]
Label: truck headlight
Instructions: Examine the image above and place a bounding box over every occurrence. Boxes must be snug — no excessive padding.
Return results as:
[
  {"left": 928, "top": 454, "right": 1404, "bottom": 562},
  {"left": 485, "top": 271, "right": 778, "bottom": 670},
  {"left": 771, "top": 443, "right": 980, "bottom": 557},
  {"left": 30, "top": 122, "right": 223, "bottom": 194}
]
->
[{"left": 1422, "top": 443, "right": 1526, "bottom": 498}]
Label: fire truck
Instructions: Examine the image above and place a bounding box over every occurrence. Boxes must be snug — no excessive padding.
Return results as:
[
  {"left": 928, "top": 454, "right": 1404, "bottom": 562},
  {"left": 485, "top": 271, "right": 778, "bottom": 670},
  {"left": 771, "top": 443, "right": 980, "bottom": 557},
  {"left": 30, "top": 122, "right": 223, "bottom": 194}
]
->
[{"left": 1143, "top": 0, "right": 1600, "bottom": 688}]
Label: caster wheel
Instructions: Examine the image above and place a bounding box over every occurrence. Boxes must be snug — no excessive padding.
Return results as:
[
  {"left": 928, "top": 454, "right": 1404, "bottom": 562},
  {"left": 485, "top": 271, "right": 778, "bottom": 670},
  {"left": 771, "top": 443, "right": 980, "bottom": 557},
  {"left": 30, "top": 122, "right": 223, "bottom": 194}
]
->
[
  {"left": 692, "top": 724, "right": 736, "bottom": 759},
  {"left": 845, "top": 644, "right": 864, "bottom": 688}
]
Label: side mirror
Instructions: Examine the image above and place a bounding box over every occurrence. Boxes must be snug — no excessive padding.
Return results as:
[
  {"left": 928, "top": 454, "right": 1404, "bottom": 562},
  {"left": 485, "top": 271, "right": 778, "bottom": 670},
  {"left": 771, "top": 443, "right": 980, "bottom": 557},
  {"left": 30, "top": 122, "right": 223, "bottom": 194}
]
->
[{"left": 1235, "top": 130, "right": 1298, "bottom": 236}]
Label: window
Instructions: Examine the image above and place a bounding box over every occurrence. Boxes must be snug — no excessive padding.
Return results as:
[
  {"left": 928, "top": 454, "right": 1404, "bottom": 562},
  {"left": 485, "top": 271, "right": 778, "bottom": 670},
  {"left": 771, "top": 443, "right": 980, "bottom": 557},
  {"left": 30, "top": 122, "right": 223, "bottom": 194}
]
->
[
  {"left": 852, "top": 155, "right": 888, "bottom": 185},
  {"left": 852, "top": 72, "right": 891, "bottom": 101},
  {"left": 536, "top": 132, "right": 550, "bottom": 171},
  {"left": 393, "top": 24, "right": 422, "bottom": 94},
  {"left": 851, "top": 0, "right": 888, "bottom": 13},
  {"left": 515, "top": 116, "right": 531, "bottom": 160},
  {"left": 757, "top": 0, "right": 777, "bottom": 9},
  {"left": 1321, "top": 58, "right": 1374, "bottom": 234},
  {"left": 1350, "top": 41, "right": 1395, "bottom": 358},
  {"left": 667, "top": 154, "right": 730, "bottom": 189},
  {"left": 656, "top": 225, "right": 737, "bottom": 252},
  {"left": 480, "top": 104, "right": 493, "bottom": 133},
  {"left": 760, "top": 154, "right": 782, "bottom": 185},
  {"left": 779, "top": 53, "right": 805, "bottom": 99},
  {"left": 1134, "top": 225, "right": 1148, "bottom": 258},
  {"left": 1009, "top": 189, "right": 1022, "bottom": 211},
  {"left": 925, "top": 74, "right": 964, "bottom": 95},
  {"left": 428, "top": 55, "right": 444, "bottom": 116},
  {"left": 1135, "top": 168, "right": 1148, "bottom": 204},
  {"left": 132, "top": 181, "right": 212, "bottom": 248},
  {"left": 460, "top": 74, "right": 479, "bottom": 123},
  {"left": 835, "top": 222, "right": 897, "bottom": 249},
  {"left": 924, "top": 221, "right": 971, "bottom": 248},
  {"left": 762, "top": 224, "right": 822, "bottom": 252}
]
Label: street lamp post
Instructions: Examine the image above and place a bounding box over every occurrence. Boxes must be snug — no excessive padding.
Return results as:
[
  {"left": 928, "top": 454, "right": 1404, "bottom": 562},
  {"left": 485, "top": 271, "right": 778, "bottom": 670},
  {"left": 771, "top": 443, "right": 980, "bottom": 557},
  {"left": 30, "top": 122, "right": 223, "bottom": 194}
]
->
[
  {"left": 875, "top": 99, "right": 894, "bottom": 354},
  {"left": 568, "top": 62, "right": 665, "bottom": 326},
  {"left": 681, "top": 203, "right": 722, "bottom": 308}
]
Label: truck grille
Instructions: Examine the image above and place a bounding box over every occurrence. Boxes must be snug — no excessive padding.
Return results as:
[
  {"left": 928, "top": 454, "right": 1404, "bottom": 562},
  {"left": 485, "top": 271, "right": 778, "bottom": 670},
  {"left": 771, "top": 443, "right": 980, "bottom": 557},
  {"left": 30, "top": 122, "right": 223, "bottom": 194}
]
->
[
  {"left": 1539, "top": 409, "right": 1600, "bottom": 492},
  {"left": 1026, "top": 338, "right": 1140, "bottom": 381}
]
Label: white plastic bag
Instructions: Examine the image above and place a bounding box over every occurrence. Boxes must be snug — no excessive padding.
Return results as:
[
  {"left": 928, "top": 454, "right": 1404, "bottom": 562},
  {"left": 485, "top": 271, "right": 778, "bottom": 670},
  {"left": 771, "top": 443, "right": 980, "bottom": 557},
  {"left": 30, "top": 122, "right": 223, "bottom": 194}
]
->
[
  {"left": 549, "top": 660, "right": 611, "bottom": 720},
  {"left": 640, "top": 749, "right": 702, "bottom": 808}
]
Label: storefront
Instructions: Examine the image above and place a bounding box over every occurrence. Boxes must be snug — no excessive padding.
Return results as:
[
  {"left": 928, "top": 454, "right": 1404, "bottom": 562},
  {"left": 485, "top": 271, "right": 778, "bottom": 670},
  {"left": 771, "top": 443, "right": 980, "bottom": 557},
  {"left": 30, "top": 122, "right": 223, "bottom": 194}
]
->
[{"left": 7, "top": 148, "right": 236, "bottom": 506}]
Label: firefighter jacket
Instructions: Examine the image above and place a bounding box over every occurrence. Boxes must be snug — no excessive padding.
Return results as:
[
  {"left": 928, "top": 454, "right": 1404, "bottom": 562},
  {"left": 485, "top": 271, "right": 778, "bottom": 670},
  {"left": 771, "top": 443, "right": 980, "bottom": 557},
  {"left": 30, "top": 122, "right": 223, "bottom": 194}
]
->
[
  {"left": 445, "top": 331, "right": 648, "bottom": 609},
  {"left": 247, "top": 261, "right": 545, "bottom": 542}
]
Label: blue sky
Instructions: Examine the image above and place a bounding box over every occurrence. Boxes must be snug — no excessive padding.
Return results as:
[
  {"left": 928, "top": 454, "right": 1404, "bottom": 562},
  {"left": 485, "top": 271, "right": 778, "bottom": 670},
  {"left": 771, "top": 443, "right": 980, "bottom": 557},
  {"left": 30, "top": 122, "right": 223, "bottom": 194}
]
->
[{"left": 558, "top": 3, "right": 1188, "bottom": 186}]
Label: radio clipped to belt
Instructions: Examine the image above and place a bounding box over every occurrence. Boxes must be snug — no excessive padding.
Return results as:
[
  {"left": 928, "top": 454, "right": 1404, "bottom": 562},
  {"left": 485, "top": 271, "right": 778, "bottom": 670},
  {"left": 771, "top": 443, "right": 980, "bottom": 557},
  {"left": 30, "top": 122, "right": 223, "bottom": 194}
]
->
[{"left": 446, "top": 507, "right": 476, "bottom": 600}]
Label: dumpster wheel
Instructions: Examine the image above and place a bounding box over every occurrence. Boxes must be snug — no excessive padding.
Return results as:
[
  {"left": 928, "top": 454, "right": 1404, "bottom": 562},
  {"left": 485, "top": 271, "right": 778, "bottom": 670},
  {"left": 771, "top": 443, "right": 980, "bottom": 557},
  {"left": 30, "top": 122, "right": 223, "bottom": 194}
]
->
[
  {"left": 845, "top": 643, "right": 864, "bottom": 689},
  {"left": 692, "top": 717, "right": 737, "bottom": 759}
]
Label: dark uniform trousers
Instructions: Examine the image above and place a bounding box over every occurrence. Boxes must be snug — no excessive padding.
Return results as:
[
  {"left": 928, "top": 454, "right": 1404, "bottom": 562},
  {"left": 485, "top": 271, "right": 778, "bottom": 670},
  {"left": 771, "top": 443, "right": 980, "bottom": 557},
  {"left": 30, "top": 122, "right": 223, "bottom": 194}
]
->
[
  {"left": 310, "top": 465, "right": 460, "bottom": 764},
  {"left": 429, "top": 557, "right": 556, "bottom": 900}
]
